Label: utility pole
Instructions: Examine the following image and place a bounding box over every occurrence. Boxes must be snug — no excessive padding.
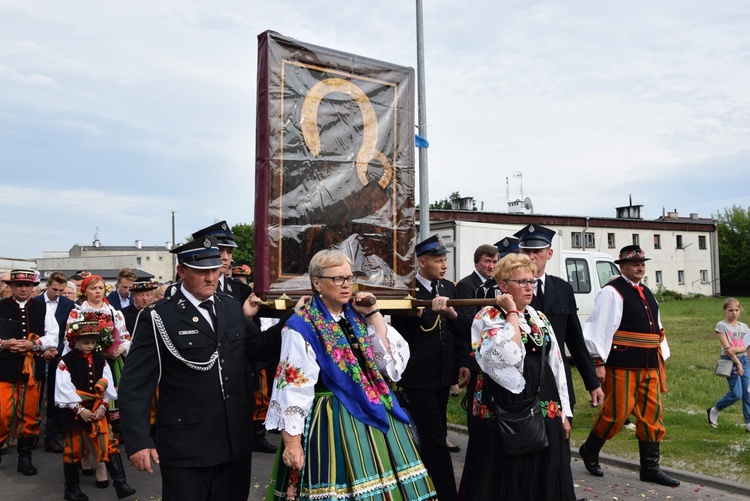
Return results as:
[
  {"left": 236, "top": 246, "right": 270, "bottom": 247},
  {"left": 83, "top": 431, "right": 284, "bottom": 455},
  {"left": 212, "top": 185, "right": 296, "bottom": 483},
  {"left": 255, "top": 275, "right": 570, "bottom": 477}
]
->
[
  {"left": 416, "top": 0, "right": 429, "bottom": 241},
  {"left": 171, "top": 210, "right": 176, "bottom": 280}
]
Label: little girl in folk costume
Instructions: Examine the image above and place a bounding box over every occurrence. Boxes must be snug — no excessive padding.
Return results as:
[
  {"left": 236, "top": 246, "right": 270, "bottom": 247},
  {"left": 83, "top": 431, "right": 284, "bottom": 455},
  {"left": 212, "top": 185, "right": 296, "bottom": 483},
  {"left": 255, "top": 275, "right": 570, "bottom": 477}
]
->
[{"left": 56, "top": 313, "right": 135, "bottom": 500}]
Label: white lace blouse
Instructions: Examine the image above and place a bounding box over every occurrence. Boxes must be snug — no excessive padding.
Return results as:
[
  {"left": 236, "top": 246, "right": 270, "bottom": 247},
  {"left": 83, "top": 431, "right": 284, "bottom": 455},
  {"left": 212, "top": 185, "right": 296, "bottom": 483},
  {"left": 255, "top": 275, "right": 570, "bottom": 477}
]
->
[{"left": 472, "top": 305, "right": 572, "bottom": 418}]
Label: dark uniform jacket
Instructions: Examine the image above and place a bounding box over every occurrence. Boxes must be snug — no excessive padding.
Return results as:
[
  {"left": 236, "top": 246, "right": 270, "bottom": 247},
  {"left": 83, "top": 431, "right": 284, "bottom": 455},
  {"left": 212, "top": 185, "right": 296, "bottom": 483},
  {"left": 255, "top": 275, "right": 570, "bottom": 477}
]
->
[
  {"left": 531, "top": 274, "right": 599, "bottom": 408},
  {"left": 118, "top": 287, "right": 281, "bottom": 468},
  {"left": 391, "top": 278, "right": 472, "bottom": 389},
  {"left": 219, "top": 277, "right": 252, "bottom": 304},
  {"left": 0, "top": 298, "right": 46, "bottom": 382}
]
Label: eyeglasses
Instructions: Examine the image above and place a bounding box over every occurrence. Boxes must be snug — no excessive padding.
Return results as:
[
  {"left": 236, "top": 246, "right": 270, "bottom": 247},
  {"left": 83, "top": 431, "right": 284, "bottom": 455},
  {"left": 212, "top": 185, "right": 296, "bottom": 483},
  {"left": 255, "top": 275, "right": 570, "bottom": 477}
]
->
[
  {"left": 505, "top": 279, "right": 537, "bottom": 287},
  {"left": 318, "top": 275, "right": 357, "bottom": 286}
]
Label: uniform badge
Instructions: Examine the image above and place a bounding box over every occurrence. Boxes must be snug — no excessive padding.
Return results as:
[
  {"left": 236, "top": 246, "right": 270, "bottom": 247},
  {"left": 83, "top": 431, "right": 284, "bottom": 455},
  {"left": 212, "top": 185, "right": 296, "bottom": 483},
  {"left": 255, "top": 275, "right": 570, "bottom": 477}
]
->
[
  {"left": 529, "top": 225, "right": 535, "bottom": 233},
  {"left": 203, "top": 237, "right": 211, "bottom": 248},
  {"left": 192, "top": 316, "right": 199, "bottom": 322},
  {"left": 502, "top": 238, "right": 509, "bottom": 246},
  {"left": 221, "top": 222, "right": 228, "bottom": 231}
]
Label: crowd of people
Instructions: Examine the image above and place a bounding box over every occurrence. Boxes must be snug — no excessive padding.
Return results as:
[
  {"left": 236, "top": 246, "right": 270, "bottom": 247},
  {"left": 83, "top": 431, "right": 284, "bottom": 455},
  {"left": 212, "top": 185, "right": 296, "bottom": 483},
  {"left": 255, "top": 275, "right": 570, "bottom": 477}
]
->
[{"left": 0, "top": 219, "right": 720, "bottom": 501}]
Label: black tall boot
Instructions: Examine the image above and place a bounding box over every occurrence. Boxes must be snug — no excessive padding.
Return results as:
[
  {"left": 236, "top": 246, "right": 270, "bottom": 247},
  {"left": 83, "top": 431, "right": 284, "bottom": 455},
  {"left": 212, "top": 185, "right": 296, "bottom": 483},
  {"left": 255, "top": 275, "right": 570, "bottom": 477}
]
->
[
  {"left": 105, "top": 453, "right": 136, "bottom": 499},
  {"left": 638, "top": 441, "right": 680, "bottom": 487},
  {"left": 254, "top": 420, "right": 278, "bottom": 453},
  {"left": 63, "top": 462, "right": 89, "bottom": 501},
  {"left": 17, "top": 436, "right": 38, "bottom": 476},
  {"left": 579, "top": 431, "right": 606, "bottom": 477}
]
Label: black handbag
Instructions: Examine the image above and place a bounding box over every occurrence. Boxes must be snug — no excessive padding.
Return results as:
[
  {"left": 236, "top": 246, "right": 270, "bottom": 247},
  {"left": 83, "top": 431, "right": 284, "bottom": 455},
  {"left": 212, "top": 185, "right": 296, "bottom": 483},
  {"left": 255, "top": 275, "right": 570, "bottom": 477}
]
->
[{"left": 491, "top": 325, "right": 549, "bottom": 456}]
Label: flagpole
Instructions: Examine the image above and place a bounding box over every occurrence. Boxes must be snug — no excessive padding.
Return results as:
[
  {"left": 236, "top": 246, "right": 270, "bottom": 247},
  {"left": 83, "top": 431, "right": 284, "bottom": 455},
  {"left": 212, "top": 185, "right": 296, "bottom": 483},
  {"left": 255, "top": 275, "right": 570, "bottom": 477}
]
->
[{"left": 416, "top": 0, "right": 429, "bottom": 242}]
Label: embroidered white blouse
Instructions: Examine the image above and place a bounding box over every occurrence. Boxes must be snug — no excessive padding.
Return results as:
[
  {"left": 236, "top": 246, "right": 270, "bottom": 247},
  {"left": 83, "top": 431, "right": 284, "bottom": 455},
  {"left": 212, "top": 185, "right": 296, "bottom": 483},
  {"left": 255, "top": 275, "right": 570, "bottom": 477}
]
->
[
  {"left": 265, "top": 313, "right": 410, "bottom": 436},
  {"left": 472, "top": 305, "right": 572, "bottom": 418}
]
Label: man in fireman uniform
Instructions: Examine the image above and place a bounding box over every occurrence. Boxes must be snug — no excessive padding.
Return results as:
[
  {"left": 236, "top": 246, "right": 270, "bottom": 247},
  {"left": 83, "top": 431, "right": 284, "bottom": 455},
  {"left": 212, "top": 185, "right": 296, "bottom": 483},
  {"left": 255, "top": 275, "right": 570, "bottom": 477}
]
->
[
  {"left": 0, "top": 270, "right": 59, "bottom": 475},
  {"left": 579, "top": 246, "right": 680, "bottom": 487}
]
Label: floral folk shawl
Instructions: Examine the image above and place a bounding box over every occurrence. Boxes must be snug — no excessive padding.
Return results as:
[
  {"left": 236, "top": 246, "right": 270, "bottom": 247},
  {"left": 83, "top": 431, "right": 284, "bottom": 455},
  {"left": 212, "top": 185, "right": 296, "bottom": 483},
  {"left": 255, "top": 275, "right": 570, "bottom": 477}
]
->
[{"left": 286, "top": 295, "right": 409, "bottom": 434}]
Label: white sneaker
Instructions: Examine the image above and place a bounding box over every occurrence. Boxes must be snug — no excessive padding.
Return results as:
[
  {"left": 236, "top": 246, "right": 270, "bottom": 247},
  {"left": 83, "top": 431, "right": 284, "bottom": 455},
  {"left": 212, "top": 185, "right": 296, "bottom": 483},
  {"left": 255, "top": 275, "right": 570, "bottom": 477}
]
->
[
  {"left": 707, "top": 407, "right": 719, "bottom": 428},
  {"left": 745, "top": 423, "right": 750, "bottom": 433}
]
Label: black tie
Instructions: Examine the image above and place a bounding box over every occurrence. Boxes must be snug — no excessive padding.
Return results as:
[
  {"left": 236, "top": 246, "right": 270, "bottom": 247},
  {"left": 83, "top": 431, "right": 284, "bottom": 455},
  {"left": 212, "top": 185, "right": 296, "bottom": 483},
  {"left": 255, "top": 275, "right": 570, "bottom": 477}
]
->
[
  {"left": 431, "top": 280, "right": 439, "bottom": 296},
  {"left": 199, "top": 300, "right": 217, "bottom": 331},
  {"left": 536, "top": 279, "right": 545, "bottom": 306}
]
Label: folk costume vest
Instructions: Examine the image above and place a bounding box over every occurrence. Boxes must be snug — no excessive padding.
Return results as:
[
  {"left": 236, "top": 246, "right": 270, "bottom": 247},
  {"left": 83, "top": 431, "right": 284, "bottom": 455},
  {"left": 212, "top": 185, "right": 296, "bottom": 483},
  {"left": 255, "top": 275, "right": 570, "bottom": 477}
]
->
[
  {"left": 605, "top": 277, "right": 661, "bottom": 370},
  {"left": 0, "top": 298, "right": 46, "bottom": 382}
]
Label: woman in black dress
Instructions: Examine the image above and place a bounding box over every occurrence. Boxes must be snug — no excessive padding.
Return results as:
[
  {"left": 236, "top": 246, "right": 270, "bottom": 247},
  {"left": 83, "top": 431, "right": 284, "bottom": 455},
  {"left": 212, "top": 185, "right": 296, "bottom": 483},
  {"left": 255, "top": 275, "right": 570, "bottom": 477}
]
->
[{"left": 458, "top": 253, "right": 577, "bottom": 500}]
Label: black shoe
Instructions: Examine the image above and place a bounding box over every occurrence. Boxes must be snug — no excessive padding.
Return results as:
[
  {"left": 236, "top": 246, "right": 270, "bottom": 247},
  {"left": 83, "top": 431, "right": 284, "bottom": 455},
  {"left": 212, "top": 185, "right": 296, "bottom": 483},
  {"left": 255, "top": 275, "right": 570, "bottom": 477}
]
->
[
  {"left": 17, "top": 436, "right": 38, "bottom": 476},
  {"left": 63, "top": 462, "right": 89, "bottom": 501},
  {"left": 640, "top": 468, "right": 681, "bottom": 487},
  {"left": 447, "top": 444, "right": 461, "bottom": 453},
  {"left": 255, "top": 437, "right": 278, "bottom": 454},
  {"left": 79, "top": 462, "right": 94, "bottom": 476},
  {"left": 45, "top": 439, "right": 65, "bottom": 453},
  {"left": 105, "top": 454, "right": 136, "bottom": 499},
  {"left": 579, "top": 443, "right": 603, "bottom": 477},
  {"left": 96, "top": 479, "right": 109, "bottom": 488}
]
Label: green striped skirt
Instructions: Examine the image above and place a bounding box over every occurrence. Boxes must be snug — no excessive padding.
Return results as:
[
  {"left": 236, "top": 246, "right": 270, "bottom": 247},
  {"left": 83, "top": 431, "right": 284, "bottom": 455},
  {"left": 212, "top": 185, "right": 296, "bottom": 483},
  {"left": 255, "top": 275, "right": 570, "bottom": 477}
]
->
[{"left": 266, "top": 391, "right": 436, "bottom": 500}]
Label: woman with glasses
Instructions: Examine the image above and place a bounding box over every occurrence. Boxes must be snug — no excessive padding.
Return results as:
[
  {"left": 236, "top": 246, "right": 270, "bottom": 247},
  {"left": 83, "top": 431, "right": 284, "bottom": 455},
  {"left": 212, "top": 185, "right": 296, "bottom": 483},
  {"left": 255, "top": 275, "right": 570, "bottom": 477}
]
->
[
  {"left": 265, "top": 249, "right": 436, "bottom": 500},
  {"left": 458, "top": 253, "right": 578, "bottom": 500}
]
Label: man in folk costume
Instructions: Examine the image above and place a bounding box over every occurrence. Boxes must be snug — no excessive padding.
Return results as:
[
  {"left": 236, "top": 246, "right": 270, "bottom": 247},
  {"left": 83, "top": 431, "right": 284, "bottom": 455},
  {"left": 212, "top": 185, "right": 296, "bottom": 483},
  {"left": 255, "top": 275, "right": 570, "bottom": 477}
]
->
[
  {"left": 55, "top": 313, "right": 135, "bottom": 500},
  {"left": 580, "top": 245, "right": 680, "bottom": 487},
  {"left": 0, "top": 269, "right": 59, "bottom": 475}
]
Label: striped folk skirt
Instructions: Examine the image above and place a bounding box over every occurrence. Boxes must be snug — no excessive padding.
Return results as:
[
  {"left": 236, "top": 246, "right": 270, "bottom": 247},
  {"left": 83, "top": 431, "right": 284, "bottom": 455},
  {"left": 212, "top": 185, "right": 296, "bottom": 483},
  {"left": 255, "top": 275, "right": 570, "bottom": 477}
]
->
[{"left": 266, "top": 391, "right": 436, "bottom": 501}]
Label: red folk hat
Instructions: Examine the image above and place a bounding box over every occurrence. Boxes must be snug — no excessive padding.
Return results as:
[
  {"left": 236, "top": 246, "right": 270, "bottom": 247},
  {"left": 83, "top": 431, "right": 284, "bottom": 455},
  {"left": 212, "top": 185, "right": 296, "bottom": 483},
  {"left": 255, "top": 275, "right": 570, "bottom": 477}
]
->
[{"left": 4, "top": 269, "right": 40, "bottom": 285}]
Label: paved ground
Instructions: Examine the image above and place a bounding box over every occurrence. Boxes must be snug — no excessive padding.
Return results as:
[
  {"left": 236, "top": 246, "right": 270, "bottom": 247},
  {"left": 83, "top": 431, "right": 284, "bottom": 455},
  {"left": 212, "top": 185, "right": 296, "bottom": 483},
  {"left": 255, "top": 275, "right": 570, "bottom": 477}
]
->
[{"left": 2, "top": 428, "right": 749, "bottom": 500}]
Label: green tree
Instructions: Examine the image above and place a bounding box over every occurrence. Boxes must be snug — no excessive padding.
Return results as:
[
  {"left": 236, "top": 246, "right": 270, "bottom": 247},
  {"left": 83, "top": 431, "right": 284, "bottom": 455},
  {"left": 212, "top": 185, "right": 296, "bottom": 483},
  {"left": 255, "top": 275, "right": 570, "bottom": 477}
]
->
[
  {"left": 714, "top": 205, "right": 750, "bottom": 296},
  {"left": 430, "top": 191, "right": 465, "bottom": 210},
  {"left": 231, "top": 222, "right": 255, "bottom": 268}
]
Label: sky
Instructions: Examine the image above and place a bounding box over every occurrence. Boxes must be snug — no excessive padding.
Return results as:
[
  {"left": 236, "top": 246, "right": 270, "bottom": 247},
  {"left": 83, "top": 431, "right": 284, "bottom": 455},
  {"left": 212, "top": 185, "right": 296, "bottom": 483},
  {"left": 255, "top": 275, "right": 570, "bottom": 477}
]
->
[{"left": 2, "top": 0, "right": 749, "bottom": 259}]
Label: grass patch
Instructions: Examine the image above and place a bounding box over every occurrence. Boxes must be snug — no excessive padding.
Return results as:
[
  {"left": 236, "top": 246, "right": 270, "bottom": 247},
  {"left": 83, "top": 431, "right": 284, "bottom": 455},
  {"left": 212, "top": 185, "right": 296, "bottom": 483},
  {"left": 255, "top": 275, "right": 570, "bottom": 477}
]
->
[{"left": 448, "top": 297, "right": 750, "bottom": 483}]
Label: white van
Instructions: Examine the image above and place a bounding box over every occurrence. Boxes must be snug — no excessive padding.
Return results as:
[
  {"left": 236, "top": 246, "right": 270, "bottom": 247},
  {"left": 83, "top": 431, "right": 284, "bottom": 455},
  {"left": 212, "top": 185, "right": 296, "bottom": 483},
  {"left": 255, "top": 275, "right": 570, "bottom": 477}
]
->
[{"left": 428, "top": 220, "right": 620, "bottom": 324}]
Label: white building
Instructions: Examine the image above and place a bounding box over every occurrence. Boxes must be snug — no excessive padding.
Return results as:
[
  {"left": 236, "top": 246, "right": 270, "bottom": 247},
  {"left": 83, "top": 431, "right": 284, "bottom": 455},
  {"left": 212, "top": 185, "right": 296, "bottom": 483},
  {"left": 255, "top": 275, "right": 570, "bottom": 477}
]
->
[{"left": 421, "top": 200, "right": 718, "bottom": 296}]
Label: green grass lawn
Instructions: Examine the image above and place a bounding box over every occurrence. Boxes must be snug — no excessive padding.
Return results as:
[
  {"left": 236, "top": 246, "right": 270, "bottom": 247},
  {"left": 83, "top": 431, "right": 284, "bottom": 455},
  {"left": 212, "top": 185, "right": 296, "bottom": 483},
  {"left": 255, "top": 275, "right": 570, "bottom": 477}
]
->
[{"left": 447, "top": 296, "right": 750, "bottom": 483}]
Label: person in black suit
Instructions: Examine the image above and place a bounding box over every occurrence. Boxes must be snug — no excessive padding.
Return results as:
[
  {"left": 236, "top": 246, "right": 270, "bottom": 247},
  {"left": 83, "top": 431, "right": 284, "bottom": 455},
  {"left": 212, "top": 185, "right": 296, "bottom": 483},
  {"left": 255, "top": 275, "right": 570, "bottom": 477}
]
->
[
  {"left": 191, "top": 221, "right": 252, "bottom": 304},
  {"left": 106, "top": 268, "right": 137, "bottom": 311},
  {"left": 118, "top": 236, "right": 282, "bottom": 500},
  {"left": 390, "top": 235, "right": 472, "bottom": 501},
  {"left": 455, "top": 244, "right": 498, "bottom": 315},
  {"left": 33, "top": 272, "right": 76, "bottom": 454},
  {"left": 514, "top": 224, "right": 603, "bottom": 416}
]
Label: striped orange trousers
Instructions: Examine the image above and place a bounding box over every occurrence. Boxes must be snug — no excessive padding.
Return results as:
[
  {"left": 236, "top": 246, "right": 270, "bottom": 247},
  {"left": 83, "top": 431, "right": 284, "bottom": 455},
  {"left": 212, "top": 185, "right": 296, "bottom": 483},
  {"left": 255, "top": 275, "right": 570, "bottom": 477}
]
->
[
  {"left": 63, "top": 425, "right": 119, "bottom": 464},
  {"left": 0, "top": 381, "right": 43, "bottom": 442},
  {"left": 592, "top": 367, "right": 666, "bottom": 443}
]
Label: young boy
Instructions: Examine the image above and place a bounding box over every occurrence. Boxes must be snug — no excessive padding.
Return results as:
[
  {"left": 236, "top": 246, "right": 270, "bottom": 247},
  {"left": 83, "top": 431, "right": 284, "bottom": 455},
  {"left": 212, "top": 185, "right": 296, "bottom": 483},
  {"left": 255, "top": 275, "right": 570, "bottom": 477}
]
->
[{"left": 55, "top": 313, "right": 136, "bottom": 500}]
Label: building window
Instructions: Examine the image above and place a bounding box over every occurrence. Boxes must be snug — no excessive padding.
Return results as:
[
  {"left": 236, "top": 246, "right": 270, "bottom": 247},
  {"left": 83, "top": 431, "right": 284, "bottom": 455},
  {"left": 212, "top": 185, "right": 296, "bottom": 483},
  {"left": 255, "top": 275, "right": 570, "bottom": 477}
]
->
[
  {"left": 146, "top": 256, "right": 151, "bottom": 261},
  {"left": 655, "top": 270, "right": 662, "bottom": 285},
  {"left": 136, "top": 257, "right": 142, "bottom": 266},
  {"left": 607, "top": 233, "right": 616, "bottom": 248},
  {"left": 676, "top": 235, "right": 684, "bottom": 249},
  {"left": 678, "top": 270, "right": 685, "bottom": 284},
  {"left": 584, "top": 232, "right": 595, "bottom": 248},
  {"left": 699, "top": 236, "right": 707, "bottom": 249},
  {"left": 571, "top": 232, "right": 582, "bottom": 248},
  {"left": 700, "top": 270, "right": 708, "bottom": 283},
  {"left": 159, "top": 256, "right": 164, "bottom": 261},
  {"left": 632, "top": 234, "right": 640, "bottom": 246},
  {"left": 653, "top": 234, "right": 661, "bottom": 249}
]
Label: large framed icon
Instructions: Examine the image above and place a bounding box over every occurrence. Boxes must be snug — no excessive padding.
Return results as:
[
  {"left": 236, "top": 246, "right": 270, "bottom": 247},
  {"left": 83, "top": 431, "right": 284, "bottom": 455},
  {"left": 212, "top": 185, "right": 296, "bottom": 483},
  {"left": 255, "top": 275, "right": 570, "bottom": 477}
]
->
[{"left": 254, "top": 31, "right": 416, "bottom": 296}]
